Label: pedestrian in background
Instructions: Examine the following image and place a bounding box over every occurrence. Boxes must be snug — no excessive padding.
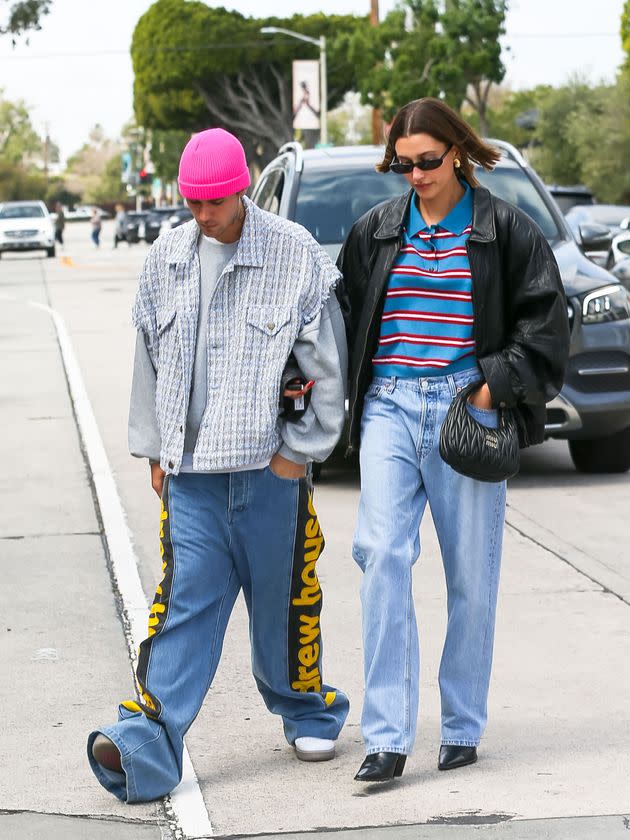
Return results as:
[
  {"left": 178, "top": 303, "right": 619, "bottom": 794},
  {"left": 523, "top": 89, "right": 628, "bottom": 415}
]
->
[
  {"left": 337, "top": 97, "right": 570, "bottom": 784},
  {"left": 87, "top": 128, "right": 349, "bottom": 803},
  {"left": 113, "top": 203, "right": 125, "bottom": 249},
  {"left": 54, "top": 202, "right": 65, "bottom": 246},
  {"left": 90, "top": 207, "right": 101, "bottom": 247}
]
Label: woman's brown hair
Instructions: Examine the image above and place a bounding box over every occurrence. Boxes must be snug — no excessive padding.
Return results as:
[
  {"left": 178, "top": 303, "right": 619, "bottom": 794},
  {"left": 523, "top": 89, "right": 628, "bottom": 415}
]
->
[{"left": 377, "top": 97, "right": 500, "bottom": 187}]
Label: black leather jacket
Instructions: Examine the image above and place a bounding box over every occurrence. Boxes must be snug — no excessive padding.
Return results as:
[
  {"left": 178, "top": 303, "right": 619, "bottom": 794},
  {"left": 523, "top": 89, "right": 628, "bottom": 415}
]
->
[{"left": 336, "top": 185, "right": 571, "bottom": 453}]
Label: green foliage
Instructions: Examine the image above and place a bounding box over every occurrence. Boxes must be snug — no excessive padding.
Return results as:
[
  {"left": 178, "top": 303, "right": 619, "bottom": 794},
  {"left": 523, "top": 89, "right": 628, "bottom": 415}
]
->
[
  {"left": 44, "top": 178, "right": 80, "bottom": 207},
  {"left": 0, "top": 160, "right": 46, "bottom": 200},
  {"left": 0, "top": 89, "right": 41, "bottom": 163},
  {"left": 480, "top": 88, "right": 546, "bottom": 147},
  {"left": 130, "top": 0, "right": 369, "bottom": 166},
  {"left": 348, "top": 0, "right": 507, "bottom": 127},
  {"left": 527, "top": 80, "right": 596, "bottom": 185},
  {"left": 567, "top": 75, "right": 630, "bottom": 203},
  {"left": 151, "top": 129, "right": 190, "bottom": 182},
  {"left": 86, "top": 153, "right": 127, "bottom": 204},
  {"left": 622, "top": 0, "right": 630, "bottom": 69},
  {"left": 0, "top": 0, "right": 51, "bottom": 41},
  {"left": 64, "top": 125, "right": 122, "bottom": 203},
  {"left": 483, "top": 75, "right": 630, "bottom": 203}
]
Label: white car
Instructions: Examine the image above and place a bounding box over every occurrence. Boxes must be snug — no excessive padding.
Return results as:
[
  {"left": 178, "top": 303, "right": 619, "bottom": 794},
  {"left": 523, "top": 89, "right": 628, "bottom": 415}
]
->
[
  {"left": 64, "top": 204, "right": 112, "bottom": 221},
  {"left": 0, "top": 200, "right": 56, "bottom": 258}
]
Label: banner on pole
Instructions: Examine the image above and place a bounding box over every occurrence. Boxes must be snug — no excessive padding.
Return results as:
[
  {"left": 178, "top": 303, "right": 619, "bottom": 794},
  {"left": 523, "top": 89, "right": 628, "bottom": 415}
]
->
[{"left": 292, "top": 60, "right": 320, "bottom": 130}]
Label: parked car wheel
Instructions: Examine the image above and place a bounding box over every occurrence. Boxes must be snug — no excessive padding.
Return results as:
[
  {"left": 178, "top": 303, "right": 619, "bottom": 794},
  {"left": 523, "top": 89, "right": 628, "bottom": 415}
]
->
[
  {"left": 569, "top": 427, "right": 630, "bottom": 473},
  {"left": 47, "top": 246, "right": 56, "bottom": 258}
]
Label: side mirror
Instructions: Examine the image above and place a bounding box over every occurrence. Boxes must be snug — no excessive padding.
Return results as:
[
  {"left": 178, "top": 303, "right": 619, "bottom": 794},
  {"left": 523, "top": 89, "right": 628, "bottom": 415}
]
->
[
  {"left": 579, "top": 222, "right": 612, "bottom": 253},
  {"left": 620, "top": 217, "right": 630, "bottom": 231}
]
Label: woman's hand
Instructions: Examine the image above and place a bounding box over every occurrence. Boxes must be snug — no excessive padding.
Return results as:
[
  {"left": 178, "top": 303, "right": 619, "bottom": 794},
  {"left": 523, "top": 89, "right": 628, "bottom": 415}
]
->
[{"left": 467, "top": 382, "right": 493, "bottom": 410}]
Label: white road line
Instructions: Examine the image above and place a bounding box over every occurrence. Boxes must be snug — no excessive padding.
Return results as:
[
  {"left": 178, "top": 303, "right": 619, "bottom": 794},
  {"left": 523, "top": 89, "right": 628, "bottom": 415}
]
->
[{"left": 31, "top": 300, "right": 214, "bottom": 840}]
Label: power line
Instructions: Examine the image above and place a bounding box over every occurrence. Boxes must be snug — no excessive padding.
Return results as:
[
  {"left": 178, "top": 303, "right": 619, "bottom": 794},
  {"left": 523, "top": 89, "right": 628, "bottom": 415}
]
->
[{"left": 0, "top": 31, "right": 621, "bottom": 61}]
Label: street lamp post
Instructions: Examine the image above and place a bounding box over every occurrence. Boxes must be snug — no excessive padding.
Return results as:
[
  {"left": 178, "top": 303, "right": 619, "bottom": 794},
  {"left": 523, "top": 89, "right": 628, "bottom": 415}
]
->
[{"left": 260, "top": 26, "right": 328, "bottom": 146}]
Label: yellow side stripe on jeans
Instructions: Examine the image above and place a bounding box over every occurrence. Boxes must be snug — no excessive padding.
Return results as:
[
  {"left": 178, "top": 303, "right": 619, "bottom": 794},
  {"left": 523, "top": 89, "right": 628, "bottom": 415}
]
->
[{"left": 324, "top": 691, "right": 336, "bottom": 707}]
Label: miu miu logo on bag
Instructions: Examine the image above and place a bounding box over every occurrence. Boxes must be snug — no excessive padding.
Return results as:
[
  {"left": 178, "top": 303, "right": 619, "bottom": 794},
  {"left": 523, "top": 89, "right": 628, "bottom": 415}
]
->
[{"left": 485, "top": 433, "right": 499, "bottom": 449}]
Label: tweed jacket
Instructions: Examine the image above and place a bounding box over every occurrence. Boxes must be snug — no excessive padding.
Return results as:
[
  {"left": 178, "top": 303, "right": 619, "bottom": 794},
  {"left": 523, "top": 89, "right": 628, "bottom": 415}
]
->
[{"left": 132, "top": 197, "right": 340, "bottom": 474}]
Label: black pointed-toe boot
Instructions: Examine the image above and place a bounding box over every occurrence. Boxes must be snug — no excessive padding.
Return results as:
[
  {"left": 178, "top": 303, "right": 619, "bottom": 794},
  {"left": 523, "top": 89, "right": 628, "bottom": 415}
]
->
[
  {"left": 438, "top": 744, "right": 477, "bottom": 771},
  {"left": 354, "top": 752, "right": 407, "bottom": 782}
]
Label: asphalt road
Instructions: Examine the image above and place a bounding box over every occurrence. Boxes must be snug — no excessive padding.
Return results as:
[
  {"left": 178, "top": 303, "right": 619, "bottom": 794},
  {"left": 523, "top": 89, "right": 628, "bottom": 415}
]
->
[{"left": 1, "top": 221, "right": 629, "bottom": 839}]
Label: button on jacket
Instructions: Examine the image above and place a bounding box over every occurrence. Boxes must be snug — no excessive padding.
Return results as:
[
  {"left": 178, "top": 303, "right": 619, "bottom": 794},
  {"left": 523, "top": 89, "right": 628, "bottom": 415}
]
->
[
  {"left": 336, "top": 185, "right": 571, "bottom": 453},
  {"left": 132, "top": 197, "right": 343, "bottom": 473}
]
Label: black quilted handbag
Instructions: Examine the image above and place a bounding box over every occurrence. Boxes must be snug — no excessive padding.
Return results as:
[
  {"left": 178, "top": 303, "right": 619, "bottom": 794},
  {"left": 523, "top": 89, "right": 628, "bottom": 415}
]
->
[{"left": 439, "top": 380, "right": 520, "bottom": 482}]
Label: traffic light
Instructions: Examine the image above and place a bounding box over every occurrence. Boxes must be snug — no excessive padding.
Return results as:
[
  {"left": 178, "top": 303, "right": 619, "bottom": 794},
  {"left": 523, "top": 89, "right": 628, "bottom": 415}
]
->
[{"left": 139, "top": 169, "right": 153, "bottom": 185}]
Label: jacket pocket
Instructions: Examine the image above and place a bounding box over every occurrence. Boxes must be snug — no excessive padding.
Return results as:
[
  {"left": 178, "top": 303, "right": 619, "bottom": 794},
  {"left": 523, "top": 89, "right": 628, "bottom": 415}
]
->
[
  {"left": 156, "top": 304, "right": 177, "bottom": 336},
  {"left": 246, "top": 305, "right": 292, "bottom": 338}
]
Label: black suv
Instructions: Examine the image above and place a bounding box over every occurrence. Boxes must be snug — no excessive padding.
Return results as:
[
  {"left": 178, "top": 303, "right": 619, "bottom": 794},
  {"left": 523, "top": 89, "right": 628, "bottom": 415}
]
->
[{"left": 251, "top": 141, "right": 630, "bottom": 474}]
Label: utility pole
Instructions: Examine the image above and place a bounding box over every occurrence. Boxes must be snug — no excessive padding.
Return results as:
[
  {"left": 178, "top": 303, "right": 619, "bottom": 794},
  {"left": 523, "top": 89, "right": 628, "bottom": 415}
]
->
[
  {"left": 43, "top": 122, "right": 50, "bottom": 179},
  {"left": 370, "top": 0, "right": 382, "bottom": 144}
]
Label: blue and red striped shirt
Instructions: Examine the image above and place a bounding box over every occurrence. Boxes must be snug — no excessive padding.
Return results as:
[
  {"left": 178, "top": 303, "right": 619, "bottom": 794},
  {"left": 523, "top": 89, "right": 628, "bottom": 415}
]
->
[{"left": 373, "top": 183, "right": 477, "bottom": 378}]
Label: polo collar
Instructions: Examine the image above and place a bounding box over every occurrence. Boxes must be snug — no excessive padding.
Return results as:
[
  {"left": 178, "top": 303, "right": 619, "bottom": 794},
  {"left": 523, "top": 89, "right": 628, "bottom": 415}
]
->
[
  {"left": 409, "top": 180, "right": 473, "bottom": 237},
  {"left": 374, "top": 184, "right": 496, "bottom": 243}
]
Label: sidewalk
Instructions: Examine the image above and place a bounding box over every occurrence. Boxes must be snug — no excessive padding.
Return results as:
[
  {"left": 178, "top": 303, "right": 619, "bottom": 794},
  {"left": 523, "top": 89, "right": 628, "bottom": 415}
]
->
[
  {"left": 0, "top": 289, "right": 164, "bottom": 837},
  {"left": 1, "top": 246, "right": 629, "bottom": 839}
]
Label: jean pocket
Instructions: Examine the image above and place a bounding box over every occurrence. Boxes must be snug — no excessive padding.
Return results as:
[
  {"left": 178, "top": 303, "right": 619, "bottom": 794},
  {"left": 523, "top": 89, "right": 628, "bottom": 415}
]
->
[
  {"left": 266, "top": 464, "right": 303, "bottom": 484},
  {"left": 466, "top": 401, "right": 499, "bottom": 429},
  {"left": 364, "top": 383, "right": 382, "bottom": 401}
]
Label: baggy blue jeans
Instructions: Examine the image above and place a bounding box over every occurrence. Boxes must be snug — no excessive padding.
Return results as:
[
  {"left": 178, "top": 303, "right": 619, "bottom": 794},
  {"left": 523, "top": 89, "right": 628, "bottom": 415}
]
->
[
  {"left": 88, "top": 468, "right": 349, "bottom": 802},
  {"left": 353, "top": 369, "right": 506, "bottom": 756}
]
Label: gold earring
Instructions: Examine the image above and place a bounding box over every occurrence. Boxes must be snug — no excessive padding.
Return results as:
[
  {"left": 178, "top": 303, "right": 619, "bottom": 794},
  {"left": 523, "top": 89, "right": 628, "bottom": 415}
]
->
[{"left": 454, "top": 158, "right": 461, "bottom": 169}]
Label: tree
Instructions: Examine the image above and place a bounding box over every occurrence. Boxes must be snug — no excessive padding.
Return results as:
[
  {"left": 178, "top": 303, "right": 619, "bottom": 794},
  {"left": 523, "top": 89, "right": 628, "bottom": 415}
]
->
[
  {"left": 348, "top": 0, "right": 507, "bottom": 132},
  {"left": 567, "top": 76, "right": 630, "bottom": 203},
  {"left": 0, "top": 89, "right": 41, "bottom": 163},
  {"left": 0, "top": 160, "right": 46, "bottom": 200},
  {"left": 150, "top": 129, "right": 190, "bottom": 183},
  {"left": 88, "top": 153, "right": 127, "bottom": 204},
  {"left": 131, "top": 0, "right": 368, "bottom": 169},
  {"left": 436, "top": 0, "right": 508, "bottom": 134},
  {"left": 65, "top": 125, "right": 121, "bottom": 201},
  {"left": 622, "top": 0, "right": 630, "bottom": 70},
  {"left": 346, "top": 6, "right": 443, "bottom": 122},
  {"left": 1, "top": 0, "right": 51, "bottom": 42},
  {"left": 526, "top": 79, "right": 599, "bottom": 186}
]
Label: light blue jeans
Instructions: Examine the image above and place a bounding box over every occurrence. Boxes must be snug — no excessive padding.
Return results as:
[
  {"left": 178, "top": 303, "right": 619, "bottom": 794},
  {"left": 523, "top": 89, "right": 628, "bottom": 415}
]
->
[
  {"left": 353, "top": 368, "right": 506, "bottom": 756},
  {"left": 88, "top": 469, "right": 349, "bottom": 802}
]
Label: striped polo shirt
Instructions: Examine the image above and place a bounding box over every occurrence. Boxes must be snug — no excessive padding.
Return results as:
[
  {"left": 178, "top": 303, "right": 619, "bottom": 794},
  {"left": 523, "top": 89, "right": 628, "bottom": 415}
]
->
[{"left": 373, "top": 182, "right": 477, "bottom": 378}]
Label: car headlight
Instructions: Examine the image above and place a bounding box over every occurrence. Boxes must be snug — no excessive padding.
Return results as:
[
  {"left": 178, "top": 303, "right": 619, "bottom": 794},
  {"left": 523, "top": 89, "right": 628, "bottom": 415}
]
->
[{"left": 582, "top": 284, "right": 630, "bottom": 324}]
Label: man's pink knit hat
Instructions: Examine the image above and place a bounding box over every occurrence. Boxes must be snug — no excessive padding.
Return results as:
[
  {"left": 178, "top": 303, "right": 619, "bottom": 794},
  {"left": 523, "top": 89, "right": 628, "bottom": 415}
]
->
[{"left": 178, "top": 128, "right": 251, "bottom": 200}]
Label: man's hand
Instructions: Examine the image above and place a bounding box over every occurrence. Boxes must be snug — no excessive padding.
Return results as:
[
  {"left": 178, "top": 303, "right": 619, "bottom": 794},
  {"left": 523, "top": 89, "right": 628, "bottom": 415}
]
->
[
  {"left": 150, "top": 462, "right": 166, "bottom": 497},
  {"left": 467, "top": 382, "right": 493, "bottom": 410},
  {"left": 269, "top": 452, "right": 307, "bottom": 479}
]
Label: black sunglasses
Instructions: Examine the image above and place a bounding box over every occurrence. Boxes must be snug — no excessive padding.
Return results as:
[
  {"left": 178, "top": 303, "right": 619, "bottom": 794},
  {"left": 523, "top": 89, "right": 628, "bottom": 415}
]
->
[{"left": 390, "top": 144, "right": 453, "bottom": 174}]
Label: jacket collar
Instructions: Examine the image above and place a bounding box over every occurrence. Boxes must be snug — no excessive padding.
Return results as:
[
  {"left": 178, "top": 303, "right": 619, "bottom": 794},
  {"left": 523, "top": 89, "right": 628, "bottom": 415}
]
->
[
  {"left": 373, "top": 183, "right": 496, "bottom": 243},
  {"left": 374, "top": 190, "right": 414, "bottom": 240},
  {"left": 168, "top": 196, "right": 265, "bottom": 266},
  {"left": 469, "top": 185, "right": 496, "bottom": 243}
]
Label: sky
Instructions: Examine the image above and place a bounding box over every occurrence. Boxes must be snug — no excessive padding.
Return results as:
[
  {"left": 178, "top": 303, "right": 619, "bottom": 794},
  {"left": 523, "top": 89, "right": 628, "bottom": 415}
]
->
[{"left": 0, "top": 0, "right": 625, "bottom": 163}]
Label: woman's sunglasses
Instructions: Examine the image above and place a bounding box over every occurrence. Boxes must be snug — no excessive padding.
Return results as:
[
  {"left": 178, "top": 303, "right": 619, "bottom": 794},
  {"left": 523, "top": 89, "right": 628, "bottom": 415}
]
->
[{"left": 390, "top": 144, "right": 453, "bottom": 174}]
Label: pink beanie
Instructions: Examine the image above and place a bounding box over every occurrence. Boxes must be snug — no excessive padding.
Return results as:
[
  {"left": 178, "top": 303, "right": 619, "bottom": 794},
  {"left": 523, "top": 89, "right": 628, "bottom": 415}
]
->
[{"left": 178, "top": 128, "right": 251, "bottom": 200}]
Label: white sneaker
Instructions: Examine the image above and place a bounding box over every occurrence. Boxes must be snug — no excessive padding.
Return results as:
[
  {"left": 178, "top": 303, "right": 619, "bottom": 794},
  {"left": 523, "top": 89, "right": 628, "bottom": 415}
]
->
[{"left": 294, "top": 736, "right": 336, "bottom": 762}]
